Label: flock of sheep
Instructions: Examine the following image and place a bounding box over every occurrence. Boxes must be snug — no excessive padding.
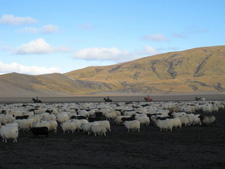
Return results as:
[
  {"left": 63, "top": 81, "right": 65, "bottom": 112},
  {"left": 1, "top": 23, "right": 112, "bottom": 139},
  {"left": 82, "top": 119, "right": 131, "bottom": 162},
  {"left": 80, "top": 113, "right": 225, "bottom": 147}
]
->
[{"left": 0, "top": 100, "right": 223, "bottom": 143}]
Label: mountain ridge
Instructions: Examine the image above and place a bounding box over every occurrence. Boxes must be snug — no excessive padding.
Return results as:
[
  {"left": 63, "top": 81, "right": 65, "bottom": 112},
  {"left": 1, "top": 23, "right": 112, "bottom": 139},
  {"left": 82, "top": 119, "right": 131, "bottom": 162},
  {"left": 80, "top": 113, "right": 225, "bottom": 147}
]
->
[{"left": 1, "top": 45, "right": 225, "bottom": 97}]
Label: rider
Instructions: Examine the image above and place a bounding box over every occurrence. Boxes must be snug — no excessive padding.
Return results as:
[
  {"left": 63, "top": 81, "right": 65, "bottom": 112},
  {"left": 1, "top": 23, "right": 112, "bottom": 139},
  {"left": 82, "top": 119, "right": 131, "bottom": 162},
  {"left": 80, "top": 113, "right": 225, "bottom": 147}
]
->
[
  {"left": 147, "top": 95, "right": 150, "bottom": 100},
  {"left": 36, "top": 96, "right": 39, "bottom": 100}
]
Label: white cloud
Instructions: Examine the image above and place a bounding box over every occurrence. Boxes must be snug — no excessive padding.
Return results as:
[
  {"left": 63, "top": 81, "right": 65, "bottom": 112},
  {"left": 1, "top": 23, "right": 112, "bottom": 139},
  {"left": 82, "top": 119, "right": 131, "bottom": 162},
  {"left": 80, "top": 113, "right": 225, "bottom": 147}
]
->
[
  {"left": 40, "top": 24, "right": 58, "bottom": 34},
  {"left": 157, "top": 46, "right": 180, "bottom": 52},
  {"left": 0, "top": 60, "right": 60, "bottom": 75},
  {"left": 2, "top": 45, "right": 12, "bottom": 52},
  {"left": 143, "top": 34, "right": 169, "bottom": 42},
  {"left": 73, "top": 45, "right": 160, "bottom": 63},
  {"left": 57, "top": 46, "right": 72, "bottom": 53},
  {"left": 77, "top": 23, "right": 92, "bottom": 30},
  {"left": 184, "top": 25, "right": 208, "bottom": 34},
  {"left": 13, "top": 38, "right": 70, "bottom": 55},
  {"left": 136, "top": 45, "right": 159, "bottom": 56},
  {"left": 172, "top": 33, "right": 188, "bottom": 39},
  {"left": 14, "top": 38, "right": 55, "bottom": 55},
  {"left": 0, "top": 14, "right": 37, "bottom": 25},
  {"left": 19, "top": 24, "right": 58, "bottom": 34},
  {"left": 21, "top": 27, "right": 39, "bottom": 33},
  {"left": 173, "top": 27, "right": 208, "bottom": 39},
  {"left": 73, "top": 47, "right": 130, "bottom": 60}
]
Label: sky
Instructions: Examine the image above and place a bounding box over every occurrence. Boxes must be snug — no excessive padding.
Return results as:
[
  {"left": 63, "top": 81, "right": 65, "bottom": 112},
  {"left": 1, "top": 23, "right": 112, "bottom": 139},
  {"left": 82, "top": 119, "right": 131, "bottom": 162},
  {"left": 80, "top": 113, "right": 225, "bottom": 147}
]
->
[{"left": 0, "top": 0, "right": 225, "bottom": 75}]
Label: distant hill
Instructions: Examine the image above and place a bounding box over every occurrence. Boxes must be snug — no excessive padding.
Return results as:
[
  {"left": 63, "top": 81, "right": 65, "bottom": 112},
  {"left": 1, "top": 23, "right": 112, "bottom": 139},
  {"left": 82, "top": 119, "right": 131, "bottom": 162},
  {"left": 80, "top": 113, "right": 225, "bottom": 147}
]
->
[
  {"left": 0, "top": 73, "right": 112, "bottom": 97},
  {"left": 0, "top": 46, "right": 225, "bottom": 97},
  {"left": 65, "top": 46, "right": 225, "bottom": 94}
]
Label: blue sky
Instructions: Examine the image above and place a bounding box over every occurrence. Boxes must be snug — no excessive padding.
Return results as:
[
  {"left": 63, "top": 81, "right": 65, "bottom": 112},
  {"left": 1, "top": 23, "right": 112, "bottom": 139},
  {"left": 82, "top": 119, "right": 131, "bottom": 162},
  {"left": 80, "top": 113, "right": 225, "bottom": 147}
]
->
[{"left": 0, "top": 0, "right": 224, "bottom": 75}]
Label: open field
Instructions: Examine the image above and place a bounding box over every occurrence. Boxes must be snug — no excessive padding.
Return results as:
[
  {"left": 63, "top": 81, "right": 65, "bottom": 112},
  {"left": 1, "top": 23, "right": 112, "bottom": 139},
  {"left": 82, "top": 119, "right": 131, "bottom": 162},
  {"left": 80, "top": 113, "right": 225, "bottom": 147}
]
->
[
  {"left": 0, "top": 93, "right": 225, "bottom": 103},
  {"left": 0, "top": 108, "right": 225, "bottom": 169},
  {"left": 0, "top": 100, "right": 225, "bottom": 169}
]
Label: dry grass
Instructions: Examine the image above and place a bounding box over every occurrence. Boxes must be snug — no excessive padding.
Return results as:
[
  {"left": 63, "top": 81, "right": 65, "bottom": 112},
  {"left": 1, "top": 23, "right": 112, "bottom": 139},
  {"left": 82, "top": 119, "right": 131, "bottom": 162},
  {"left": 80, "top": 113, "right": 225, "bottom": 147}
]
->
[
  {"left": 1, "top": 46, "right": 225, "bottom": 96},
  {"left": 64, "top": 46, "right": 225, "bottom": 94}
]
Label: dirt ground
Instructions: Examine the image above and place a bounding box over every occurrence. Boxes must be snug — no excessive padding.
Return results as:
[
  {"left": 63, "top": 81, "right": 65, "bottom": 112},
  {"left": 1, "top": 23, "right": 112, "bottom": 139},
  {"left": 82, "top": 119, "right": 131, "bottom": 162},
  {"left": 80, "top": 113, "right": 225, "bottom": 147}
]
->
[
  {"left": 0, "top": 106, "right": 225, "bottom": 169},
  {"left": 1, "top": 93, "right": 225, "bottom": 103}
]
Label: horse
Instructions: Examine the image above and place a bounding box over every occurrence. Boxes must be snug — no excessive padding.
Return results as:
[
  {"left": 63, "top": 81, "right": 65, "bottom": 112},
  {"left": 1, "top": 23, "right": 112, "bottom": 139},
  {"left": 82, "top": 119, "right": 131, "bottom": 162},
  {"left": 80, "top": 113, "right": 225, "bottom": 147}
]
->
[
  {"left": 195, "top": 97, "right": 205, "bottom": 101},
  {"left": 144, "top": 97, "right": 153, "bottom": 102},
  {"left": 103, "top": 97, "right": 112, "bottom": 102},
  {"left": 32, "top": 98, "right": 42, "bottom": 103}
]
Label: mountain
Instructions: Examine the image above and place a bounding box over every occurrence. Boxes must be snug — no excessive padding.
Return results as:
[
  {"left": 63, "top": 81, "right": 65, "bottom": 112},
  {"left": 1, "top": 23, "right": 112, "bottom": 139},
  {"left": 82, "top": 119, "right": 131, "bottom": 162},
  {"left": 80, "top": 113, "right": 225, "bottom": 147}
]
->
[
  {"left": 65, "top": 45, "right": 225, "bottom": 94},
  {"left": 0, "top": 45, "right": 225, "bottom": 97},
  {"left": 0, "top": 73, "right": 112, "bottom": 97}
]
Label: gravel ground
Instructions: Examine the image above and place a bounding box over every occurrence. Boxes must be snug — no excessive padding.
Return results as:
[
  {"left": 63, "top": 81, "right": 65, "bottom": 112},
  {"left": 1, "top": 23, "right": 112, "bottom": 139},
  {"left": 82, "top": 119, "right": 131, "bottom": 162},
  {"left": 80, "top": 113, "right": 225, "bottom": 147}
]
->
[{"left": 0, "top": 93, "right": 225, "bottom": 103}]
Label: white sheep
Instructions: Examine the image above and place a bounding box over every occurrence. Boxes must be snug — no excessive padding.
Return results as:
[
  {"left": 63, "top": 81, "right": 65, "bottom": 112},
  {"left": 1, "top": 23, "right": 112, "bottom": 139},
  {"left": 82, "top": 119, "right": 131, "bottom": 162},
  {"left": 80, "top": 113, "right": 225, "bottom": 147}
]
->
[
  {"left": 12, "top": 110, "right": 24, "bottom": 118},
  {"left": 5, "top": 122, "right": 19, "bottom": 128},
  {"left": 71, "top": 119, "right": 82, "bottom": 131},
  {"left": 212, "top": 105, "right": 219, "bottom": 112},
  {"left": 38, "top": 113, "right": 54, "bottom": 121},
  {"left": 114, "top": 110, "right": 121, "bottom": 116},
  {"left": 72, "top": 119, "right": 88, "bottom": 131},
  {"left": 34, "top": 108, "right": 46, "bottom": 114},
  {"left": 201, "top": 104, "right": 212, "bottom": 113},
  {"left": 97, "top": 120, "right": 111, "bottom": 132},
  {"left": 88, "top": 109, "right": 97, "bottom": 116},
  {"left": 77, "top": 110, "right": 89, "bottom": 117},
  {"left": 156, "top": 119, "right": 173, "bottom": 131},
  {"left": 171, "top": 118, "right": 182, "bottom": 128},
  {"left": 23, "top": 111, "right": 34, "bottom": 118},
  {"left": 81, "top": 122, "right": 92, "bottom": 133},
  {"left": 135, "top": 115, "right": 150, "bottom": 126},
  {"left": 61, "top": 121, "right": 77, "bottom": 133},
  {"left": 200, "top": 115, "right": 216, "bottom": 125},
  {"left": 57, "top": 113, "right": 70, "bottom": 123},
  {"left": 187, "top": 114, "right": 201, "bottom": 126},
  {"left": 0, "top": 115, "right": 15, "bottom": 125},
  {"left": 16, "top": 119, "right": 34, "bottom": 131},
  {"left": 81, "top": 122, "right": 99, "bottom": 135},
  {"left": 124, "top": 120, "right": 140, "bottom": 132},
  {"left": 33, "top": 121, "right": 50, "bottom": 130},
  {"left": 104, "top": 112, "right": 117, "bottom": 120},
  {"left": 46, "top": 114, "right": 56, "bottom": 121},
  {"left": 90, "top": 124, "right": 107, "bottom": 136},
  {"left": 123, "top": 111, "right": 136, "bottom": 116},
  {"left": 0, "top": 125, "right": 19, "bottom": 143},
  {"left": 172, "top": 112, "right": 189, "bottom": 126},
  {"left": 51, "top": 109, "right": 59, "bottom": 115},
  {"left": 38, "top": 113, "right": 49, "bottom": 121},
  {"left": 48, "top": 120, "right": 58, "bottom": 132},
  {"left": 115, "top": 116, "right": 130, "bottom": 125}
]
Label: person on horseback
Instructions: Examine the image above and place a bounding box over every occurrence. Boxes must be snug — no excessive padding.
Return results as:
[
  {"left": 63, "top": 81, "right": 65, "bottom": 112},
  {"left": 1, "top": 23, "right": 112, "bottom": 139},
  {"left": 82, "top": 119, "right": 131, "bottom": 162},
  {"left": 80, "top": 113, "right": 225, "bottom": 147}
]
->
[{"left": 144, "top": 95, "right": 152, "bottom": 102}]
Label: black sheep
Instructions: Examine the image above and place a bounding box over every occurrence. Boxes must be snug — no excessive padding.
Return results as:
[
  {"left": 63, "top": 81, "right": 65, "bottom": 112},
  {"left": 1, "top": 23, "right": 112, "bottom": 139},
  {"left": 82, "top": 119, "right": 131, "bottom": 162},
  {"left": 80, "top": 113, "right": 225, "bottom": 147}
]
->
[{"left": 30, "top": 127, "right": 49, "bottom": 137}]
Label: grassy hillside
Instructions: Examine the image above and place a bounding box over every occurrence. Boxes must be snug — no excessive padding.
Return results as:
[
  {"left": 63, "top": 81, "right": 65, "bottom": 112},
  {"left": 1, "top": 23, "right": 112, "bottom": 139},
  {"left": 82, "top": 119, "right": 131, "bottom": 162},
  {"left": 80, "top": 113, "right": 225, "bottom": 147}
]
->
[
  {"left": 65, "top": 46, "right": 225, "bottom": 94},
  {"left": 0, "top": 46, "right": 225, "bottom": 97},
  {"left": 0, "top": 73, "right": 114, "bottom": 97}
]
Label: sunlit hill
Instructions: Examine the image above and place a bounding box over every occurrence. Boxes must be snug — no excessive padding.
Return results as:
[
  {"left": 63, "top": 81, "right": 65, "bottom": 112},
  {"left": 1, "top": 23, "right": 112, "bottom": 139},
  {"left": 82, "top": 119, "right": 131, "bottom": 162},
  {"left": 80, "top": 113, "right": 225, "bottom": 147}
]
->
[{"left": 1, "top": 46, "right": 225, "bottom": 97}]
